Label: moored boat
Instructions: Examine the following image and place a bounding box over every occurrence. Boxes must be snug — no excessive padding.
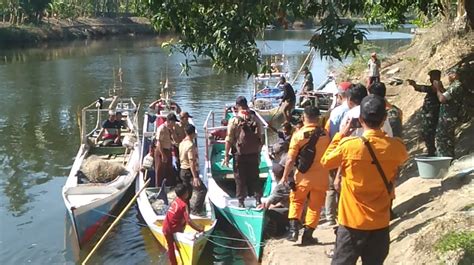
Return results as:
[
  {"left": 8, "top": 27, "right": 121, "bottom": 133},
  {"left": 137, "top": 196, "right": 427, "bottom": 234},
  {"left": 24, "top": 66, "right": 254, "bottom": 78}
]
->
[
  {"left": 203, "top": 109, "right": 275, "bottom": 260},
  {"left": 136, "top": 105, "right": 216, "bottom": 265},
  {"left": 62, "top": 96, "right": 141, "bottom": 248}
]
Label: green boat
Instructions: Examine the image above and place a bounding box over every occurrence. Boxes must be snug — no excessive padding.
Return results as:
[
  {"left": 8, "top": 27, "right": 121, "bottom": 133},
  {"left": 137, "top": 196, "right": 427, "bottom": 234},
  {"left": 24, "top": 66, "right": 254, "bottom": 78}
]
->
[{"left": 203, "top": 109, "right": 275, "bottom": 260}]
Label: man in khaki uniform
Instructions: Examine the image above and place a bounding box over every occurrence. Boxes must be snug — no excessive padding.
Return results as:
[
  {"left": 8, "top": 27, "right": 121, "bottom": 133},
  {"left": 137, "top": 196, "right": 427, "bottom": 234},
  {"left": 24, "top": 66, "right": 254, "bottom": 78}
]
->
[{"left": 179, "top": 124, "right": 206, "bottom": 215}]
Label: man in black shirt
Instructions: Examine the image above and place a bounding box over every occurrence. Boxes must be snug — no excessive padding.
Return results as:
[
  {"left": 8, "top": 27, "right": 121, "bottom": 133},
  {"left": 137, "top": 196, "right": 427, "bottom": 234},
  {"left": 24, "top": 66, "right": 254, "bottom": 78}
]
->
[
  {"left": 96, "top": 110, "right": 122, "bottom": 146},
  {"left": 278, "top": 77, "right": 296, "bottom": 123},
  {"left": 407, "top": 69, "right": 442, "bottom": 156}
]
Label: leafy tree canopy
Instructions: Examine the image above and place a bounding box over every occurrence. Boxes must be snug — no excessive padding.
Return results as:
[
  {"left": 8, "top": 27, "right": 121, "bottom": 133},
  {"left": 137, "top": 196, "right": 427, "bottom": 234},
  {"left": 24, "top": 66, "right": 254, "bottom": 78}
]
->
[{"left": 145, "top": 0, "right": 445, "bottom": 76}]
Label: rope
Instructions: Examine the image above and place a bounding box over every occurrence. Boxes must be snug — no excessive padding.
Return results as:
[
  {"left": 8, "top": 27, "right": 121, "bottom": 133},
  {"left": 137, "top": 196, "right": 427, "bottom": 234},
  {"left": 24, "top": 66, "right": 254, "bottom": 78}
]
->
[
  {"left": 205, "top": 236, "right": 266, "bottom": 250},
  {"left": 206, "top": 234, "right": 253, "bottom": 242}
]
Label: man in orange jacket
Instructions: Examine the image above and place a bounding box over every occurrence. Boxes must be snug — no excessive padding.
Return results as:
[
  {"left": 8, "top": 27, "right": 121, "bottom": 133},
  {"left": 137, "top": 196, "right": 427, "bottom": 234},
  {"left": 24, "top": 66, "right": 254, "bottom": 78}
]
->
[
  {"left": 280, "top": 105, "right": 330, "bottom": 245},
  {"left": 321, "top": 95, "right": 408, "bottom": 264}
]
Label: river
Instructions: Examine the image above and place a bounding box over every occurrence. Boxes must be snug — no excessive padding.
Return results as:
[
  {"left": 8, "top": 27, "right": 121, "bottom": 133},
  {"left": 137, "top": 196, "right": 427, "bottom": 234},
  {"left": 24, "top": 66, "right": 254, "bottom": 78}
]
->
[{"left": 0, "top": 28, "right": 412, "bottom": 264}]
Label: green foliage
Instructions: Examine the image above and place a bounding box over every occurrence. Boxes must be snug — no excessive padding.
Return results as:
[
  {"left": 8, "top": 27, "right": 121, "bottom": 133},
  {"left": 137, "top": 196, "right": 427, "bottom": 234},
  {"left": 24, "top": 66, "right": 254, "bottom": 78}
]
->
[
  {"left": 145, "top": 0, "right": 450, "bottom": 76},
  {"left": 435, "top": 231, "right": 474, "bottom": 263}
]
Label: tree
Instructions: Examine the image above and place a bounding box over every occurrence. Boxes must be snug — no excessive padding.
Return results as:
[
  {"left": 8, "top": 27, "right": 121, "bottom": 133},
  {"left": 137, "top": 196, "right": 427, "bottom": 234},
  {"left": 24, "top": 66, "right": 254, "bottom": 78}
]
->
[{"left": 144, "top": 0, "right": 471, "bottom": 76}]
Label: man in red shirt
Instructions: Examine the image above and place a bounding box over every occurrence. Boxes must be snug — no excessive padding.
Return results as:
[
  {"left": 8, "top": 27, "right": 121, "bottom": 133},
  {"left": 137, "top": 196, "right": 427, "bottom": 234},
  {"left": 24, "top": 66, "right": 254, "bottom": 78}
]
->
[{"left": 163, "top": 184, "right": 204, "bottom": 265}]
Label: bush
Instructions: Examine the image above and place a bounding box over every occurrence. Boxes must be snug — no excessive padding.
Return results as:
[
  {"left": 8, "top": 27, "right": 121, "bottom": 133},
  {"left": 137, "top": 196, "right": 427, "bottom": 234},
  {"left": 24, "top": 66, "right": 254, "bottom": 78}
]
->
[{"left": 435, "top": 231, "right": 474, "bottom": 264}]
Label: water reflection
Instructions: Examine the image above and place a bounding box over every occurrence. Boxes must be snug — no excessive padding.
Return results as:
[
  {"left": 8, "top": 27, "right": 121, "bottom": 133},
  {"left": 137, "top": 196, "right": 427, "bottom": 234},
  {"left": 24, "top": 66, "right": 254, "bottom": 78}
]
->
[{"left": 0, "top": 29, "right": 412, "bottom": 264}]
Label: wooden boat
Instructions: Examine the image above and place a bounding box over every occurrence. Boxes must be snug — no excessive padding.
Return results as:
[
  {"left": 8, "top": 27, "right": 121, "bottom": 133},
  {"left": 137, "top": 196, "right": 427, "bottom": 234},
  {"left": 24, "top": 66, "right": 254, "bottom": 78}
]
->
[
  {"left": 136, "top": 106, "right": 216, "bottom": 265},
  {"left": 203, "top": 109, "right": 275, "bottom": 260},
  {"left": 62, "top": 96, "right": 141, "bottom": 248}
]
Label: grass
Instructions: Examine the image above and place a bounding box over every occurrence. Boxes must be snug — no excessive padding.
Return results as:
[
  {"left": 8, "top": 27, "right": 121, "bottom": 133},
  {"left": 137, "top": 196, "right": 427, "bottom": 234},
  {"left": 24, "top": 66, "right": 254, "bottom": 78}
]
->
[{"left": 435, "top": 231, "right": 474, "bottom": 264}]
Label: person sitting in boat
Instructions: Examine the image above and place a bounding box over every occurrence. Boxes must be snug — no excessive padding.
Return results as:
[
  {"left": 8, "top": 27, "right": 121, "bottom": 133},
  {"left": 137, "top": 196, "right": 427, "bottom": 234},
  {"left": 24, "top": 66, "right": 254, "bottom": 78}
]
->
[
  {"left": 115, "top": 111, "right": 128, "bottom": 129},
  {"left": 95, "top": 110, "right": 122, "bottom": 146},
  {"left": 278, "top": 77, "right": 296, "bottom": 123},
  {"left": 210, "top": 119, "right": 228, "bottom": 141},
  {"left": 223, "top": 96, "right": 264, "bottom": 208},
  {"left": 271, "top": 62, "right": 280, "bottom": 73},
  {"left": 163, "top": 184, "right": 205, "bottom": 265},
  {"left": 278, "top": 122, "right": 293, "bottom": 143},
  {"left": 154, "top": 113, "right": 178, "bottom": 187}
]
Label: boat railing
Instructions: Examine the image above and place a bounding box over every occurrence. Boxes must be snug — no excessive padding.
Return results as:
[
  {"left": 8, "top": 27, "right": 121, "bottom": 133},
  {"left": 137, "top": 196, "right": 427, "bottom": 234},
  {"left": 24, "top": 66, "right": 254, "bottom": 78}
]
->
[{"left": 80, "top": 97, "right": 138, "bottom": 144}]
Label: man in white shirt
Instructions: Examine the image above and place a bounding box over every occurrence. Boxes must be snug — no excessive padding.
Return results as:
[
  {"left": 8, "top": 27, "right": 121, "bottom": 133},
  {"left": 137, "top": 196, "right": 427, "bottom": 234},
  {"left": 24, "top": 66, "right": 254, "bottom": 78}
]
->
[{"left": 339, "top": 83, "right": 393, "bottom": 137}]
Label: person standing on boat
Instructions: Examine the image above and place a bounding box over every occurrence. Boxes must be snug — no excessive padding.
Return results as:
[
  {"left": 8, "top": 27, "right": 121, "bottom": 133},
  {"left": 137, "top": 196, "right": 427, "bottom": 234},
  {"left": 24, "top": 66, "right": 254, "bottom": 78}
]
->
[
  {"left": 321, "top": 95, "right": 408, "bottom": 265},
  {"left": 95, "top": 110, "right": 122, "bottom": 146},
  {"left": 280, "top": 105, "right": 330, "bottom": 245},
  {"left": 223, "top": 96, "right": 264, "bottom": 208},
  {"left": 174, "top": 111, "right": 193, "bottom": 173},
  {"left": 154, "top": 113, "right": 178, "bottom": 187},
  {"left": 299, "top": 66, "right": 314, "bottom": 106},
  {"left": 179, "top": 124, "right": 207, "bottom": 215},
  {"left": 278, "top": 77, "right": 296, "bottom": 123},
  {"left": 163, "top": 184, "right": 204, "bottom": 265}
]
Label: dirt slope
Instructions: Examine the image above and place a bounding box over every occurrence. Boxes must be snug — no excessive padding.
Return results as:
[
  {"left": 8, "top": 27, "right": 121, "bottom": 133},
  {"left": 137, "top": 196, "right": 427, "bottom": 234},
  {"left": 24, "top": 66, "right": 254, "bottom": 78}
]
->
[{"left": 262, "top": 24, "right": 474, "bottom": 265}]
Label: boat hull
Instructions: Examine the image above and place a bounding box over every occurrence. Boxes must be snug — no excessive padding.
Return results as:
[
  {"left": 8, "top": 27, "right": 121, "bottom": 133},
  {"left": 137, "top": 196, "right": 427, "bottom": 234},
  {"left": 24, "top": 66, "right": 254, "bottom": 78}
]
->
[{"left": 210, "top": 199, "right": 265, "bottom": 260}]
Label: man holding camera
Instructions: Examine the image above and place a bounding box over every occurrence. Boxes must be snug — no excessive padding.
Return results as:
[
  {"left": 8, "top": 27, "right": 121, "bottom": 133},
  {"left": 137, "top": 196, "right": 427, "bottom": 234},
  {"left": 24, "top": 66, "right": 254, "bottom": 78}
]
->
[
  {"left": 321, "top": 95, "right": 408, "bottom": 265},
  {"left": 280, "top": 106, "right": 330, "bottom": 245}
]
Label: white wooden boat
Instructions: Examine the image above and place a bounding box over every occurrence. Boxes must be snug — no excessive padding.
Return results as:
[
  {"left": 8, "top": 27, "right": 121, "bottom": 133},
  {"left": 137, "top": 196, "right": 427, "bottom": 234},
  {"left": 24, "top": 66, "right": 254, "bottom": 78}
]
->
[{"left": 62, "top": 96, "right": 141, "bottom": 248}]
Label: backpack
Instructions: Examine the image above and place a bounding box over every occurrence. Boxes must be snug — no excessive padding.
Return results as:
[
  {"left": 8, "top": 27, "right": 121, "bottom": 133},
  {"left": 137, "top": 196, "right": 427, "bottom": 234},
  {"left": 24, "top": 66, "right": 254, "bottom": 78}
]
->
[
  {"left": 295, "top": 128, "right": 323, "bottom": 173},
  {"left": 235, "top": 112, "right": 262, "bottom": 155},
  {"left": 387, "top": 105, "right": 403, "bottom": 138}
]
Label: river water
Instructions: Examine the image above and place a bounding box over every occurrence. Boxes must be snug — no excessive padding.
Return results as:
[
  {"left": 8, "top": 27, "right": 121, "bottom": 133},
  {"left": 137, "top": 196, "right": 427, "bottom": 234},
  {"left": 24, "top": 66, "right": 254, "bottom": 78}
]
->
[{"left": 0, "top": 28, "right": 412, "bottom": 264}]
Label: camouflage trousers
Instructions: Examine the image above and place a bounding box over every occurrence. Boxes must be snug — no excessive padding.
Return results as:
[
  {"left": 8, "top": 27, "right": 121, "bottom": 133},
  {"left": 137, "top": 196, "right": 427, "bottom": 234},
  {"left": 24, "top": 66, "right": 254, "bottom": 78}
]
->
[
  {"left": 435, "top": 115, "right": 457, "bottom": 158},
  {"left": 420, "top": 110, "right": 438, "bottom": 156}
]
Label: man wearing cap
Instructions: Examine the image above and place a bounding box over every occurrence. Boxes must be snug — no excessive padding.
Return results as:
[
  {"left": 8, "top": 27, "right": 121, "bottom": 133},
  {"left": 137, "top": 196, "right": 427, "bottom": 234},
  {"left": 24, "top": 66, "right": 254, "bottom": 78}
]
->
[
  {"left": 278, "top": 76, "right": 296, "bottom": 123},
  {"left": 367, "top": 52, "right": 381, "bottom": 87},
  {"left": 322, "top": 81, "right": 351, "bottom": 226},
  {"left": 434, "top": 67, "right": 464, "bottom": 157},
  {"left": 280, "top": 105, "right": 330, "bottom": 245},
  {"left": 175, "top": 112, "right": 193, "bottom": 144},
  {"left": 321, "top": 95, "right": 408, "bottom": 265},
  {"left": 154, "top": 113, "right": 178, "bottom": 187},
  {"left": 407, "top": 70, "right": 442, "bottom": 156},
  {"left": 223, "top": 96, "right": 263, "bottom": 208},
  {"left": 95, "top": 110, "right": 122, "bottom": 146}
]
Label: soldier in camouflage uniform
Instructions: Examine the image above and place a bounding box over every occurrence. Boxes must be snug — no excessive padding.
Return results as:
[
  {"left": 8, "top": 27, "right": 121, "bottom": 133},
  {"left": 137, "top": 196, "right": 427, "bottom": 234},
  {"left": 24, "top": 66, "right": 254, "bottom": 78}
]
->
[
  {"left": 434, "top": 67, "right": 464, "bottom": 158},
  {"left": 407, "top": 70, "right": 442, "bottom": 156}
]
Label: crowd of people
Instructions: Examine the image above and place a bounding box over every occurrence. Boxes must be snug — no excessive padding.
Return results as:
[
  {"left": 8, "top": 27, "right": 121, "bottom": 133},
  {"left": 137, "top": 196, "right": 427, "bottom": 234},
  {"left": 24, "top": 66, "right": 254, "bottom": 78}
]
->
[{"left": 93, "top": 57, "right": 469, "bottom": 265}]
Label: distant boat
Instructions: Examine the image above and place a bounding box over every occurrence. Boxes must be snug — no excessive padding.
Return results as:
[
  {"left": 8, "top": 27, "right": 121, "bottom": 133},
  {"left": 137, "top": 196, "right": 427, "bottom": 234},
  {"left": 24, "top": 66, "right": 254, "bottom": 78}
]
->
[
  {"left": 62, "top": 96, "right": 141, "bottom": 248},
  {"left": 203, "top": 109, "right": 275, "bottom": 260},
  {"left": 136, "top": 107, "right": 216, "bottom": 265}
]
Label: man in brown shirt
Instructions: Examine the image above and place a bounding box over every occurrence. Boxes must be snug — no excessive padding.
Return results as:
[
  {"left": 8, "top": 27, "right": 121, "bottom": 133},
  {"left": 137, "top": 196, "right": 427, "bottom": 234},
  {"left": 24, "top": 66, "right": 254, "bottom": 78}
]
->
[
  {"left": 154, "top": 113, "right": 178, "bottom": 187},
  {"left": 223, "top": 96, "right": 264, "bottom": 208},
  {"left": 179, "top": 124, "right": 206, "bottom": 215}
]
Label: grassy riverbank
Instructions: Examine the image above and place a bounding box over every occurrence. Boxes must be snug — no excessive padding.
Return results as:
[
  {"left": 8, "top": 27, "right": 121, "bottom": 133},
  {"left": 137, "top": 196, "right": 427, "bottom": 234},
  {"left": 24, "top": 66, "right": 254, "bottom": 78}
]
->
[{"left": 0, "top": 17, "right": 155, "bottom": 46}]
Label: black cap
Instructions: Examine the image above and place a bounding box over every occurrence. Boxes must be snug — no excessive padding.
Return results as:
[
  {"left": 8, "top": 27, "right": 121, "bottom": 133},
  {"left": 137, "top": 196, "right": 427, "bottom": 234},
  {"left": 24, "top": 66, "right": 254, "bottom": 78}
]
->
[
  {"left": 360, "top": 95, "right": 386, "bottom": 123},
  {"left": 166, "top": 113, "right": 179, "bottom": 122},
  {"left": 428, "top": 69, "right": 441, "bottom": 76},
  {"left": 235, "top": 96, "right": 248, "bottom": 108}
]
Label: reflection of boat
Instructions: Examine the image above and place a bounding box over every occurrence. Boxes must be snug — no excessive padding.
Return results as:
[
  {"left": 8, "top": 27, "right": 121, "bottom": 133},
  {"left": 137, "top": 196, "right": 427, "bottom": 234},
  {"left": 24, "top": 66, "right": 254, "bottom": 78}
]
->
[
  {"left": 203, "top": 109, "right": 275, "bottom": 261},
  {"left": 137, "top": 110, "right": 216, "bottom": 265},
  {"left": 62, "top": 96, "right": 141, "bottom": 248}
]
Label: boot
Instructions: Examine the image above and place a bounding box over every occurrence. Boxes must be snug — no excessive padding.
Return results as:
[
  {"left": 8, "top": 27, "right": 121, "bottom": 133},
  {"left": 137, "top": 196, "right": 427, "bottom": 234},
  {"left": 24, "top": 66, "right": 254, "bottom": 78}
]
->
[
  {"left": 286, "top": 219, "right": 299, "bottom": 242},
  {"left": 301, "top": 226, "right": 318, "bottom": 246}
]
